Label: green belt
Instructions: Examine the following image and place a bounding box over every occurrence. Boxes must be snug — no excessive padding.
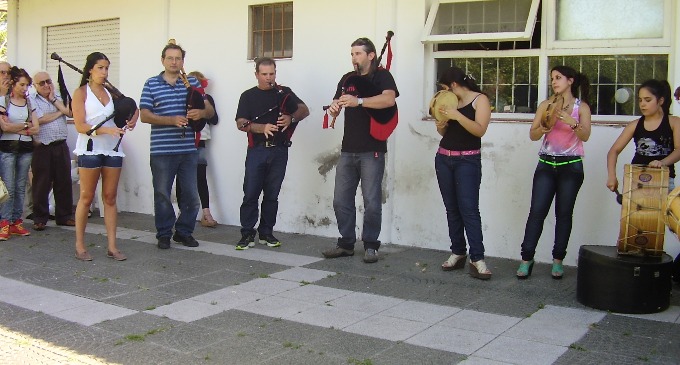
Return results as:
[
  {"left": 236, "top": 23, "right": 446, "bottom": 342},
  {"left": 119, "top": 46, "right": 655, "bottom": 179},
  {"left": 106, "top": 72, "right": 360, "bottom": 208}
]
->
[{"left": 539, "top": 157, "right": 583, "bottom": 166}]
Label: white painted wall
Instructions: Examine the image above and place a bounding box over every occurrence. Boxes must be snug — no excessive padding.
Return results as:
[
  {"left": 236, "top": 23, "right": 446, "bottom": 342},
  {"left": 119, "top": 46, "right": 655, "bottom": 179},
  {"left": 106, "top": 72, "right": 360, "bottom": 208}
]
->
[{"left": 8, "top": 0, "right": 680, "bottom": 265}]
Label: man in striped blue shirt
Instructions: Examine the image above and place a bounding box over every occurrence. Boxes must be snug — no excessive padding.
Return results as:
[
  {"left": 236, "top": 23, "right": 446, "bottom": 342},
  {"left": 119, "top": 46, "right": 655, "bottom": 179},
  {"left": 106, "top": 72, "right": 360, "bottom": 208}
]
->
[{"left": 140, "top": 43, "right": 214, "bottom": 249}]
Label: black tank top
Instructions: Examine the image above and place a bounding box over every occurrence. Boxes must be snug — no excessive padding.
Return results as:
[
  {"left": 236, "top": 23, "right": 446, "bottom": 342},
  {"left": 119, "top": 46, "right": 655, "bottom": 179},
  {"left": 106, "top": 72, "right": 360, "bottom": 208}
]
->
[
  {"left": 631, "top": 114, "right": 675, "bottom": 178},
  {"left": 439, "top": 94, "right": 482, "bottom": 151}
]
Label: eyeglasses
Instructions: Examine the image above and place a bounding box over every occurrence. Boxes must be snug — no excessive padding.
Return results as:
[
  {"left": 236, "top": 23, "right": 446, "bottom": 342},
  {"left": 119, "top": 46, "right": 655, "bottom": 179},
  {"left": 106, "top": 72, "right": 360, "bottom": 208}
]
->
[
  {"left": 164, "top": 57, "right": 183, "bottom": 62},
  {"left": 0, "top": 70, "right": 9, "bottom": 75},
  {"left": 36, "top": 79, "right": 53, "bottom": 86}
]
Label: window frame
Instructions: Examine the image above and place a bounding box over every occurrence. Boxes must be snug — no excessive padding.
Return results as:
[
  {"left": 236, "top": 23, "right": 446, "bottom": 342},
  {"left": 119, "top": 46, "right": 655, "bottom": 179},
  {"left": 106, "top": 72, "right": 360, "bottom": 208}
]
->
[
  {"left": 424, "top": 0, "right": 674, "bottom": 123},
  {"left": 422, "top": 0, "right": 541, "bottom": 44}
]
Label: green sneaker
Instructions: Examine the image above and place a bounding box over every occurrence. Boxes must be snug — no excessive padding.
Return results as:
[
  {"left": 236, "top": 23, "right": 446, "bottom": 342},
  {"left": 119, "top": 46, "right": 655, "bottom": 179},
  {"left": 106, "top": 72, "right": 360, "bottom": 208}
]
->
[
  {"left": 236, "top": 233, "right": 255, "bottom": 250},
  {"left": 259, "top": 234, "right": 281, "bottom": 247}
]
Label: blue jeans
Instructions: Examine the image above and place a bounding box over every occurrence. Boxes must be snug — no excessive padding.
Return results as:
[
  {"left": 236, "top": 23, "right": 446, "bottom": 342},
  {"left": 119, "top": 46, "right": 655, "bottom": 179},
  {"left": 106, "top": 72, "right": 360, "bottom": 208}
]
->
[
  {"left": 435, "top": 153, "right": 485, "bottom": 261},
  {"left": 333, "top": 152, "right": 385, "bottom": 250},
  {"left": 240, "top": 145, "right": 289, "bottom": 236},
  {"left": 150, "top": 153, "right": 199, "bottom": 238},
  {"left": 0, "top": 151, "right": 32, "bottom": 222},
  {"left": 521, "top": 159, "right": 584, "bottom": 261}
]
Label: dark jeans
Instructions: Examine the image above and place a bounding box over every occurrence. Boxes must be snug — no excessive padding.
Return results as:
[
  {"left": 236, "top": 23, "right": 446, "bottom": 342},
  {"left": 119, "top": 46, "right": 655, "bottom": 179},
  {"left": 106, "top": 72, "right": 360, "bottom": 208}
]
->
[
  {"left": 150, "top": 153, "right": 199, "bottom": 239},
  {"left": 240, "top": 145, "right": 289, "bottom": 236},
  {"left": 435, "top": 153, "right": 485, "bottom": 261},
  {"left": 31, "top": 141, "right": 73, "bottom": 224},
  {"left": 521, "top": 159, "right": 584, "bottom": 261},
  {"left": 333, "top": 152, "right": 385, "bottom": 251}
]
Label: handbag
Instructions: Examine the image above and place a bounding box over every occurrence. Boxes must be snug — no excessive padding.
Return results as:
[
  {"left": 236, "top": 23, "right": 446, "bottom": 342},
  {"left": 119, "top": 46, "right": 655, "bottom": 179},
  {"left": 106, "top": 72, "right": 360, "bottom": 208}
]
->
[{"left": 0, "top": 176, "right": 9, "bottom": 204}]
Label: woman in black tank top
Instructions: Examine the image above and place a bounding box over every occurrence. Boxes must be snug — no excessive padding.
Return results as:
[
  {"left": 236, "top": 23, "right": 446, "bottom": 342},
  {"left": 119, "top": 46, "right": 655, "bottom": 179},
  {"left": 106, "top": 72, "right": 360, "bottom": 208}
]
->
[
  {"left": 434, "top": 66, "right": 493, "bottom": 280},
  {"left": 607, "top": 79, "right": 680, "bottom": 194}
]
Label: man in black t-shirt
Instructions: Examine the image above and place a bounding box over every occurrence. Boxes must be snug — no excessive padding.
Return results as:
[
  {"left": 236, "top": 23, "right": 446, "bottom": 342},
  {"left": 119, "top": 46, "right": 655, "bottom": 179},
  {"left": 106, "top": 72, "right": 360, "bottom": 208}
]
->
[
  {"left": 234, "top": 57, "right": 309, "bottom": 250},
  {"left": 322, "top": 37, "right": 399, "bottom": 263}
]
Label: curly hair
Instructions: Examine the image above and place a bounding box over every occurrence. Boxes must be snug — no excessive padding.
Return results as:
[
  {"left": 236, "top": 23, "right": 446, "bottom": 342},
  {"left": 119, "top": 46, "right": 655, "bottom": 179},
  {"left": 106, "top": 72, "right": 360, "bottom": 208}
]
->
[{"left": 8, "top": 66, "right": 32, "bottom": 89}]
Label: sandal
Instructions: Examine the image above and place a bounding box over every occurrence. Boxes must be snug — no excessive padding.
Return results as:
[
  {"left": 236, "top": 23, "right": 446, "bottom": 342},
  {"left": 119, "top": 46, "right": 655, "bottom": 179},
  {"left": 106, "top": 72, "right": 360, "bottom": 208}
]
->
[
  {"left": 469, "top": 259, "right": 492, "bottom": 280},
  {"left": 551, "top": 261, "right": 564, "bottom": 280},
  {"left": 200, "top": 216, "right": 217, "bottom": 228},
  {"left": 75, "top": 251, "right": 93, "bottom": 261},
  {"left": 107, "top": 250, "right": 127, "bottom": 261},
  {"left": 516, "top": 260, "right": 534, "bottom": 279},
  {"left": 441, "top": 254, "right": 467, "bottom": 271}
]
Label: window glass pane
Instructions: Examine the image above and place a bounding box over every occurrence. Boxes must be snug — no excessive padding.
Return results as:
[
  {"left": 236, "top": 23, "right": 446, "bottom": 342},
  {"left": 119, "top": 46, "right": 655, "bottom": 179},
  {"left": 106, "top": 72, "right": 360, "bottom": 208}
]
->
[
  {"left": 556, "top": 0, "right": 664, "bottom": 40},
  {"left": 433, "top": 0, "right": 534, "bottom": 35},
  {"left": 436, "top": 57, "right": 539, "bottom": 113},
  {"left": 548, "top": 55, "right": 668, "bottom": 115}
]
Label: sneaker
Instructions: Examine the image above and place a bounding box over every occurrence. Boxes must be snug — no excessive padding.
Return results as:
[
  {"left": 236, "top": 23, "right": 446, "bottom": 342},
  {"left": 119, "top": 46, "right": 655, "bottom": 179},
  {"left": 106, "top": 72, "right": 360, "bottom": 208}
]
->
[
  {"left": 10, "top": 219, "right": 30, "bottom": 236},
  {"left": 322, "top": 245, "right": 354, "bottom": 259},
  {"left": 259, "top": 234, "right": 281, "bottom": 247},
  {"left": 236, "top": 233, "right": 255, "bottom": 250},
  {"left": 172, "top": 232, "right": 199, "bottom": 247},
  {"left": 0, "top": 220, "right": 9, "bottom": 241},
  {"left": 157, "top": 236, "right": 171, "bottom": 249},
  {"left": 363, "top": 248, "right": 379, "bottom": 263}
]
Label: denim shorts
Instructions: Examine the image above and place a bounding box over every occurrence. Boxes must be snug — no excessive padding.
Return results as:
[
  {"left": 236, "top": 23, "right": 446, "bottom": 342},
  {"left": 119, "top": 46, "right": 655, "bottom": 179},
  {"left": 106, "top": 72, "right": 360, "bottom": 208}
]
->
[{"left": 77, "top": 154, "right": 123, "bottom": 168}]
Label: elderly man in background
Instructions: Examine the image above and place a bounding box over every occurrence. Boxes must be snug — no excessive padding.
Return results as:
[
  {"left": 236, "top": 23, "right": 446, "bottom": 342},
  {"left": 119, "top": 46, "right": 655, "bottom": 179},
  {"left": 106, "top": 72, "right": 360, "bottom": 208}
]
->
[{"left": 29, "top": 71, "right": 75, "bottom": 230}]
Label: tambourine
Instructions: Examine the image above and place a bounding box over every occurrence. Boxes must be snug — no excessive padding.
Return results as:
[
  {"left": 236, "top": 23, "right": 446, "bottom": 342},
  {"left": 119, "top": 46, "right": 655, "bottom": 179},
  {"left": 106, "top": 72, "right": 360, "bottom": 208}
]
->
[
  {"left": 542, "top": 94, "right": 564, "bottom": 129},
  {"left": 429, "top": 90, "right": 458, "bottom": 124}
]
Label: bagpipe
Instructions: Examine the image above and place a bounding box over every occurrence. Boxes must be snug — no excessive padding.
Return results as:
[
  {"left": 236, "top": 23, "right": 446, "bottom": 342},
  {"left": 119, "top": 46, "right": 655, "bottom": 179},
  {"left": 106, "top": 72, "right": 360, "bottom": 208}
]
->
[
  {"left": 50, "top": 52, "right": 137, "bottom": 151},
  {"left": 241, "top": 82, "right": 295, "bottom": 147},
  {"left": 323, "top": 31, "right": 397, "bottom": 141},
  {"left": 167, "top": 39, "right": 207, "bottom": 138}
]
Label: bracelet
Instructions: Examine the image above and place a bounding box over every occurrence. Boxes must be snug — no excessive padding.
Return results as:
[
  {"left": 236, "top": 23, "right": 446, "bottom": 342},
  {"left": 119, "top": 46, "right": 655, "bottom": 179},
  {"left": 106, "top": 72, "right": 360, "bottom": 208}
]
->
[
  {"left": 89, "top": 127, "right": 98, "bottom": 137},
  {"left": 571, "top": 123, "right": 580, "bottom": 130},
  {"left": 50, "top": 98, "right": 57, "bottom": 103}
]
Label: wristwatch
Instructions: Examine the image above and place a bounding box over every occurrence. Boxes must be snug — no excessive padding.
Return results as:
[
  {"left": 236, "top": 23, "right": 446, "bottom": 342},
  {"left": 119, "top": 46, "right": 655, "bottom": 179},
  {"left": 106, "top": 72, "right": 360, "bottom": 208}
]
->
[
  {"left": 23, "top": 122, "right": 29, "bottom": 129},
  {"left": 50, "top": 98, "right": 57, "bottom": 103},
  {"left": 357, "top": 98, "right": 364, "bottom": 106},
  {"left": 90, "top": 128, "right": 97, "bottom": 137}
]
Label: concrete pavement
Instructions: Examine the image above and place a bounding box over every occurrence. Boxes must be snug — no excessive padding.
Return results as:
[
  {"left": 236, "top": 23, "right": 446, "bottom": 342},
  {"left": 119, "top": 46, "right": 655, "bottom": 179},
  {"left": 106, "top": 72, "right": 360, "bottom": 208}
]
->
[{"left": 0, "top": 212, "right": 678, "bottom": 364}]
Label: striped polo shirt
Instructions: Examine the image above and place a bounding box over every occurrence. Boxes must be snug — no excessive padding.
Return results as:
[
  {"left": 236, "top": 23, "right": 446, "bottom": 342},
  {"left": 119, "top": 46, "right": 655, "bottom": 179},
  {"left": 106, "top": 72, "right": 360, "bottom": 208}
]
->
[{"left": 140, "top": 72, "right": 201, "bottom": 155}]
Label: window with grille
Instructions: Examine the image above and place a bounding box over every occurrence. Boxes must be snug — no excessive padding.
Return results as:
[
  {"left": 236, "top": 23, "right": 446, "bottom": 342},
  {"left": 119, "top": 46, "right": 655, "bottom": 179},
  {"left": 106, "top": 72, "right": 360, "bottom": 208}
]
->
[
  {"left": 437, "top": 57, "right": 540, "bottom": 113},
  {"left": 549, "top": 55, "right": 669, "bottom": 116},
  {"left": 249, "top": 2, "right": 293, "bottom": 60},
  {"left": 426, "top": 0, "right": 672, "bottom": 119}
]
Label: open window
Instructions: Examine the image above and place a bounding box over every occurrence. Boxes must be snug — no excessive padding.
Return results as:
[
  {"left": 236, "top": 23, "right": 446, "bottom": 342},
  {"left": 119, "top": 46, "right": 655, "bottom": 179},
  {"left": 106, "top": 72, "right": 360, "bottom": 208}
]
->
[{"left": 422, "top": 0, "right": 541, "bottom": 44}]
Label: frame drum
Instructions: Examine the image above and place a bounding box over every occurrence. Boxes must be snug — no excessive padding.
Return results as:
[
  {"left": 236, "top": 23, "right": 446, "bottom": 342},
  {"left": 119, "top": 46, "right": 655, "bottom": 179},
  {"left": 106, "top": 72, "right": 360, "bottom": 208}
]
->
[
  {"left": 618, "top": 164, "right": 669, "bottom": 256},
  {"left": 665, "top": 186, "right": 680, "bottom": 239},
  {"left": 429, "top": 90, "right": 458, "bottom": 124}
]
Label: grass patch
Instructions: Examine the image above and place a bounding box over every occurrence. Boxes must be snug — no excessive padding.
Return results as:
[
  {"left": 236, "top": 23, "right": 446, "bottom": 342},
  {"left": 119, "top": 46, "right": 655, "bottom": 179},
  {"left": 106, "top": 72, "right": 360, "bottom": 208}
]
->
[{"left": 348, "top": 358, "right": 373, "bottom": 365}]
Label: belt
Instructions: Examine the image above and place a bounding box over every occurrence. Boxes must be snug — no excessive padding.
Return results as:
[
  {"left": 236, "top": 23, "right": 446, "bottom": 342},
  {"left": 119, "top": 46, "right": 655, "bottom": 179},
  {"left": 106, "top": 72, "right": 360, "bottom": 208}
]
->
[
  {"left": 437, "top": 147, "right": 480, "bottom": 156},
  {"left": 253, "top": 140, "right": 292, "bottom": 148},
  {"left": 539, "top": 154, "right": 582, "bottom": 166},
  {"left": 45, "top": 139, "right": 66, "bottom": 146}
]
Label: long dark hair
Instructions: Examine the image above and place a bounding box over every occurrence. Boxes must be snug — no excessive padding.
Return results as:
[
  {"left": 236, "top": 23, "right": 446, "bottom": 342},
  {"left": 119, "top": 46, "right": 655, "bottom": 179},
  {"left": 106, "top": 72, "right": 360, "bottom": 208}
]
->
[
  {"left": 638, "top": 79, "right": 672, "bottom": 116},
  {"left": 9, "top": 66, "right": 32, "bottom": 91},
  {"left": 79, "top": 52, "right": 109, "bottom": 87},
  {"left": 437, "top": 66, "right": 482, "bottom": 93},
  {"left": 551, "top": 65, "right": 590, "bottom": 104},
  {"left": 351, "top": 37, "right": 378, "bottom": 75}
]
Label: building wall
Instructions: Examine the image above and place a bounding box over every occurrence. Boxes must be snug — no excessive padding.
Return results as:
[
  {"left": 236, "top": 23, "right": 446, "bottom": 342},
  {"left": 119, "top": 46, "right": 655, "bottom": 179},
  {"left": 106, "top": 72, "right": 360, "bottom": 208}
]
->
[{"left": 8, "top": 0, "right": 680, "bottom": 265}]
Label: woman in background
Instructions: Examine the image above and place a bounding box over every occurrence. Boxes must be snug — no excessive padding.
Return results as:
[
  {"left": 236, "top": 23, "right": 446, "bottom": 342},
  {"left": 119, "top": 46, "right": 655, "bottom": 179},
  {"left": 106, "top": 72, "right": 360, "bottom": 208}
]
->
[{"left": 0, "top": 66, "right": 39, "bottom": 240}]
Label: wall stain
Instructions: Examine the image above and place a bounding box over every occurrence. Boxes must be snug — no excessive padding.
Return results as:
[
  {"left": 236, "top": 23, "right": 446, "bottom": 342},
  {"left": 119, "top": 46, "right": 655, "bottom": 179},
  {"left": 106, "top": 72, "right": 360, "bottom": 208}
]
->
[
  {"left": 315, "top": 148, "right": 341, "bottom": 181},
  {"left": 303, "top": 215, "right": 332, "bottom": 227}
]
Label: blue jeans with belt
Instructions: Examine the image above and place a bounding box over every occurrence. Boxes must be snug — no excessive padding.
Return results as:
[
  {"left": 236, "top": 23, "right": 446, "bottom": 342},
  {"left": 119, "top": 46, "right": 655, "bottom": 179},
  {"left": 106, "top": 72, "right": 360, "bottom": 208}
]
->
[
  {"left": 240, "top": 145, "right": 289, "bottom": 236},
  {"left": 333, "top": 152, "right": 385, "bottom": 250},
  {"left": 150, "top": 152, "right": 199, "bottom": 239},
  {"left": 435, "top": 152, "right": 485, "bottom": 261},
  {"left": 521, "top": 156, "right": 584, "bottom": 261}
]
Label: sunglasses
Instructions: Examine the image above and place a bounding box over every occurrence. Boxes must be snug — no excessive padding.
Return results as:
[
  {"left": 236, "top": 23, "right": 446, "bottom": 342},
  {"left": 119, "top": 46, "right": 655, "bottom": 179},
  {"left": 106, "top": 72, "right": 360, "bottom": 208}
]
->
[{"left": 37, "top": 79, "right": 53, "bottom": 86}]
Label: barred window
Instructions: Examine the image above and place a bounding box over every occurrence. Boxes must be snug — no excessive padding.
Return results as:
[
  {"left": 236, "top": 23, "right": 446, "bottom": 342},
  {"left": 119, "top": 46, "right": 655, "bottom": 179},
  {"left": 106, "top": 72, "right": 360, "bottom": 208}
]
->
[
  {"left": 249, "top": 2, "right": 293, "bottom": 59},
  {"left": 549, "top": 55, "right": 669, "bottom": 116}
]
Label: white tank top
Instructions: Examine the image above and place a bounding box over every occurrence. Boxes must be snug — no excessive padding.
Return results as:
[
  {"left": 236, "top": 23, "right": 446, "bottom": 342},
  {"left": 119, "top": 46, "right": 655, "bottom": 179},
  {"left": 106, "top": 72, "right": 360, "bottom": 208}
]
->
[{"left": 73, "top": 85, "right": 124, "bottom": 156}]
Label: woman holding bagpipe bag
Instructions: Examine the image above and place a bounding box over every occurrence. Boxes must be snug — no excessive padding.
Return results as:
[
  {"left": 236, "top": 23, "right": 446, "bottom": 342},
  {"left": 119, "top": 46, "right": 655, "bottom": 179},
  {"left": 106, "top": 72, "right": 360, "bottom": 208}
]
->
[
  {"left": 71, "top": 52, "right": 139, "bottom": 261},
  {"left": 0, "top": 66, "right": 40, "bottom": 239}
]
